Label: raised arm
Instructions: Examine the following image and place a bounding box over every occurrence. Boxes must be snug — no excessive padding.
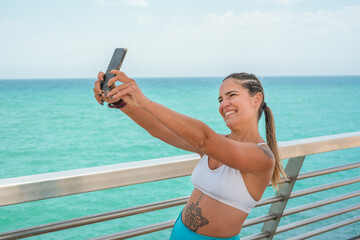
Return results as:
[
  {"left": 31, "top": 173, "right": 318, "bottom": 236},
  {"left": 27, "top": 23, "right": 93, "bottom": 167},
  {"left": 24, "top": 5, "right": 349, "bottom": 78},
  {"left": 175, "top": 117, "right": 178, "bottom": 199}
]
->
[
  {"left": 121, "top": 104, "right": 201, "bottom": 153},
  {"left": 144, "top": 101, "right": 274, "bottom": 174},
  {"left": 106, "top": 70, "right": 274, "bottom": 175},
  {"left": 93, "top": 72, "right": 200, "bottom": 154}
]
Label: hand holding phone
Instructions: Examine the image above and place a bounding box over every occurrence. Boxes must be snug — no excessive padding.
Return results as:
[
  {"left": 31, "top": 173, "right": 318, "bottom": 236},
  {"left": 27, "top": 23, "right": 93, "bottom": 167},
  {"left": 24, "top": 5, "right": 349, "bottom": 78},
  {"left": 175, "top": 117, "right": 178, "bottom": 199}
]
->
[{"left": 101, "top": 48, "right": 127, "bottom": 93}]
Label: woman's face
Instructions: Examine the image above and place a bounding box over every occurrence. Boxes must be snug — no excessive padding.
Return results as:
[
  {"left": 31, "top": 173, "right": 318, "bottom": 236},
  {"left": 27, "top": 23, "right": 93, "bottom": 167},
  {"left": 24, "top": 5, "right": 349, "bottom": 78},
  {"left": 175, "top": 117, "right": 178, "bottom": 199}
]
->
[{"left": 218, "top": 78, "right": 260, "bottom": 129}]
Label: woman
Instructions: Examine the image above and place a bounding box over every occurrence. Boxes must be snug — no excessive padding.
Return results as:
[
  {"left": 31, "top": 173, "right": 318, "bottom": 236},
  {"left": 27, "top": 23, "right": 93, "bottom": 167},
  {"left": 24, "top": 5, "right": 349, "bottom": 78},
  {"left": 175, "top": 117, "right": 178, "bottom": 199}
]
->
[{"left": 93, "top": 71, "right": 287, "bottom": 240}]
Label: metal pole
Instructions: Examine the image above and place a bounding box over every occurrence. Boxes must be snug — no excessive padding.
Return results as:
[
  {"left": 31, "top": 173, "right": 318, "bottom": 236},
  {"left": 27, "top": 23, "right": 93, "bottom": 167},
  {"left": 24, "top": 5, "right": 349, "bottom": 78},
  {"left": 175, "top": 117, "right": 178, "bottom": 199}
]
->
[{"left": 260, "top": 156, "right": 306, "bottom": 239}]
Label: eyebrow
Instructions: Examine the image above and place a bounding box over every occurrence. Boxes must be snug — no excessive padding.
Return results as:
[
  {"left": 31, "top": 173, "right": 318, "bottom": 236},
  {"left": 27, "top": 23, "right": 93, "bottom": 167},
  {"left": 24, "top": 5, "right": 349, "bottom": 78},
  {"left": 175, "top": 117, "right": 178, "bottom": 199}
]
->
[{"left": 218, "top": 90, "right": 239, "bottom": 101}]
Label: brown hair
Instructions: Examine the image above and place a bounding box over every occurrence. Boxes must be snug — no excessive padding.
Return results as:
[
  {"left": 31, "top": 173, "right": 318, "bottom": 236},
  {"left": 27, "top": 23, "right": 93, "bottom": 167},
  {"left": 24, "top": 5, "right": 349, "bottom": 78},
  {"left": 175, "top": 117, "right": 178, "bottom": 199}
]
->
[{"left": 223, "top": 73, "right": 287, "bottom": 189}]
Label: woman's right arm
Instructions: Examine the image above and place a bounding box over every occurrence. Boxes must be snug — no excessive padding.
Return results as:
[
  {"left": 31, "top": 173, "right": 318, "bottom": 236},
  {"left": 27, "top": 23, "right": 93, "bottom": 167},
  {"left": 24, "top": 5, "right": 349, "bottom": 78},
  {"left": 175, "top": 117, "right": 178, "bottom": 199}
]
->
[
  {"left": 93, "top": 72, "right": 201, "bottom": 154},
  {"left": 120, "top": 104, "right": 200, "bottom": 153}
]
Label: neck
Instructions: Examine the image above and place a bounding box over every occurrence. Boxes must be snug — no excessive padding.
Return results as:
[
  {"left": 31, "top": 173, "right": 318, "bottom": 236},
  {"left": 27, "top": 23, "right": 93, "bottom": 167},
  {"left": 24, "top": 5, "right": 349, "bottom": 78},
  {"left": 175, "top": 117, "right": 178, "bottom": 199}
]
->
[{"left": 228, "top": 121, "right": 263, "bottom": 143}]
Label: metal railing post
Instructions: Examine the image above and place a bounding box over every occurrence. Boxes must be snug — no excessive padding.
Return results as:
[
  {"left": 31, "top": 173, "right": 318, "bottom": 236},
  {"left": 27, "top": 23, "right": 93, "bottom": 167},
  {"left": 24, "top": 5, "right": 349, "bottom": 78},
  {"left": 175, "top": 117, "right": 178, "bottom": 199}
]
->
[{"left": 260, "top": 156, "right": 306, "bottom": 239}]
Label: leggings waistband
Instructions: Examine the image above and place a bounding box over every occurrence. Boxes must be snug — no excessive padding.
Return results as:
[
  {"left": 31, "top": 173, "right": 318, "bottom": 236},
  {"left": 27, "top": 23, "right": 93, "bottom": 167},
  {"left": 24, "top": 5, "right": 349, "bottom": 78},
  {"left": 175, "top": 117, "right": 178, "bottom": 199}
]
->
[{"left": 169, "top": 211, "right": 240, "bottom": 240}]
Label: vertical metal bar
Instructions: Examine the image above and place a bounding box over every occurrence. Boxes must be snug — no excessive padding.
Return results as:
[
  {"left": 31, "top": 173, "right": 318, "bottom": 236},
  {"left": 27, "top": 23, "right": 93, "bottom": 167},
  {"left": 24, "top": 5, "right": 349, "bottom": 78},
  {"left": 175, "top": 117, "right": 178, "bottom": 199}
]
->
[{"left": 260, "top": 156, "right": 306, "bottom": 239}]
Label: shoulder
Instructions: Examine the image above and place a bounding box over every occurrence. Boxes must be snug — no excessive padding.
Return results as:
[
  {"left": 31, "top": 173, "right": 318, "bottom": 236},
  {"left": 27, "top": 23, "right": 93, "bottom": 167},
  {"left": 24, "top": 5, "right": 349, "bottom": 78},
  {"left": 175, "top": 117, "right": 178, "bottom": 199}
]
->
[
  {"left": 255, "top": 143, "right": 275, "bottom": 174},
  {"left": 257, "top": 143, "right": 275, "bottom": 160}
]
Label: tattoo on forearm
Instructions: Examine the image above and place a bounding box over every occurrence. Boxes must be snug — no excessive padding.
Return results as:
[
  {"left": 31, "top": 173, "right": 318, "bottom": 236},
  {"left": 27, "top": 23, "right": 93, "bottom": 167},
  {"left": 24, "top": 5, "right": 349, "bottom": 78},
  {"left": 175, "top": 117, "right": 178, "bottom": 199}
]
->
[
  {"left": 184, "top": 193, "right": 209, "bottom": 232},
  {"left": 258, "top": 145, "right": 274, "bottom": 159}
]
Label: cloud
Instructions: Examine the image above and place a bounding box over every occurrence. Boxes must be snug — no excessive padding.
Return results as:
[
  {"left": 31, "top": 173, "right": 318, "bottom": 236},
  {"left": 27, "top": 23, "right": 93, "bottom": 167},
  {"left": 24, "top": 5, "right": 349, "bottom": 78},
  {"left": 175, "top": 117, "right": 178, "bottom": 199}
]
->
[
  {"left": 127, "top": 13, "right": 161, "bottom": 24},
  {"left": 93, "top": 0, "right": 148, "bottom": 7},
  {"left": 183, "top": 6, "right": 360, "bottom": 38},
  {"left": 272, "top": 0, "right": 300, "bottom": 5},
  {"left": 140, "top": 6, "right": 360, "bottom": 76},
  {"left": 121, "top": 0, "right": 148, "bottom": 7},
  {"left": 137, "top": 15, "right": 161, "bottom": 25},
  {"left": 256, "top": 0, "right": 300, "bottom": 5},
  {"left": 1, "top": 4, "right": 359, "bottom": 78}
]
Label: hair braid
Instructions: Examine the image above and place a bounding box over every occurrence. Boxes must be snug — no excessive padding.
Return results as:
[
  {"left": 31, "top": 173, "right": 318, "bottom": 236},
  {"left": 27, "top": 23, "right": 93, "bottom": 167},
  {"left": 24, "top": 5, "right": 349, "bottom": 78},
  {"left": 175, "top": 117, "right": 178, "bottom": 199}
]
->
[{"left": 223, "top": 73, "right": 288, "bottom": 189}]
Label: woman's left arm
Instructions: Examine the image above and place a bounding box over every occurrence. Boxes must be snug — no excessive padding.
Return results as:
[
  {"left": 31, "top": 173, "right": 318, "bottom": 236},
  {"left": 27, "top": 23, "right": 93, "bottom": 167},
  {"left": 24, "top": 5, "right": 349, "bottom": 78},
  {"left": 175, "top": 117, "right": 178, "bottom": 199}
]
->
[
  {"left": 107, "top": 71, "right": 274, "bottom": 174},
  {"left": 144, "top": 100, "right": 274, "bottom": 174}
]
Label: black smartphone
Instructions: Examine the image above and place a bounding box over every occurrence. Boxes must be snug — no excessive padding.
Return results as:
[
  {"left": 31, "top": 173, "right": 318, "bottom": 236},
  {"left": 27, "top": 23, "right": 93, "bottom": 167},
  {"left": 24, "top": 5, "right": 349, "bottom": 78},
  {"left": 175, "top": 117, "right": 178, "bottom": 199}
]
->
[{"left": 101, "top": 48, "right": 127, "bottom": 93}]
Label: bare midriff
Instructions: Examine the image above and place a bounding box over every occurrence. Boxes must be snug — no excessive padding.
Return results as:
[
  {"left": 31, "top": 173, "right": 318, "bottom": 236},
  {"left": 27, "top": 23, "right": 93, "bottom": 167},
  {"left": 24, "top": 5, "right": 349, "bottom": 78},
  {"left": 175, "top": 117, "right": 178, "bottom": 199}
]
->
[{"left": 181, "top": 188, "right": 249, "bottom": 238}]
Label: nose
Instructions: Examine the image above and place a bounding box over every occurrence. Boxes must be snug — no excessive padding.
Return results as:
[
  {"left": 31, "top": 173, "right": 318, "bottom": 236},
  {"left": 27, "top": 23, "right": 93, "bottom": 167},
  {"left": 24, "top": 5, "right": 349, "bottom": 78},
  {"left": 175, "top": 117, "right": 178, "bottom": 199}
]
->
[
  {"left": 219, "top": 99, "right": 231, "bottom": 111},
  {"left": 222, "top": 99, "right": 231, "bottom": 106}
]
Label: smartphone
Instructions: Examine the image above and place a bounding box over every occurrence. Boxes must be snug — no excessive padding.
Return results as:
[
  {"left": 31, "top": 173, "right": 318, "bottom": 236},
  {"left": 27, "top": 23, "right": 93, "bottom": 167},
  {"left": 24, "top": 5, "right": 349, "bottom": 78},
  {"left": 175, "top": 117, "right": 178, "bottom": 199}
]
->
[{"left": 101, "top": 48, "right": 127, "bottom": 93}]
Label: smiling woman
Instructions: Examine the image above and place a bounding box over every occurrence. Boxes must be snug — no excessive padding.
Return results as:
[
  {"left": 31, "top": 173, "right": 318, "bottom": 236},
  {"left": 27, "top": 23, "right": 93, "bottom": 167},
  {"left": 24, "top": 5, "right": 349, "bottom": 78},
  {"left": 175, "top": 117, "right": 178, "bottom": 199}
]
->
[{"left": 93, "top": 71, "right": 287, "bottom": 239}]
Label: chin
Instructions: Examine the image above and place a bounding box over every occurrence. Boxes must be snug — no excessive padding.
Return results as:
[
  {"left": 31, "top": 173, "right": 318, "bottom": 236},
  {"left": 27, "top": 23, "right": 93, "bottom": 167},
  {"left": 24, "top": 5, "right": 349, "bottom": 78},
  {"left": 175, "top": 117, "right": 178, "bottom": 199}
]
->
[{"left": 225, "top": 119, "right": 238, "bottom": 130}]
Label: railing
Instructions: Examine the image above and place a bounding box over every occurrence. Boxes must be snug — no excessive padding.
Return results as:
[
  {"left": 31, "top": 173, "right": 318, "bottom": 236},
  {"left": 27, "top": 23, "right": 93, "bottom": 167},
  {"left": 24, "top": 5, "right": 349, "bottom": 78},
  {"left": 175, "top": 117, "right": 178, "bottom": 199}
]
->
[{"left": 0, "top": 131, "right": 359, "bottom": 239}]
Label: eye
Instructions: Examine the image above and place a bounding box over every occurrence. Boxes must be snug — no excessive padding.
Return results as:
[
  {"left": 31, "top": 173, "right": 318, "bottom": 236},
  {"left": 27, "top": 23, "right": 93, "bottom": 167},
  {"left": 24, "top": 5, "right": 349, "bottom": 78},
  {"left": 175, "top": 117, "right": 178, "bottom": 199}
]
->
[
  {"left": 230, "top": 93, "right": 236, "bottom": 97},
  {"left": 218, "top": 99, "right": 223, "bottom": 103}
]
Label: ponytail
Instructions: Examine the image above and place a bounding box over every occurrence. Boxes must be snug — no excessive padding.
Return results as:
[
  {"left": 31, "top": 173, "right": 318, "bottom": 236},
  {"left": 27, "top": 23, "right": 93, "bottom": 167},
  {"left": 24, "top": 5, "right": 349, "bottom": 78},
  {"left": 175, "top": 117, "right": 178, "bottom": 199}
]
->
[
  {"left": 223, "top": 73, "right": 288, "bottom": 189},
  {"left": 263, "top": 105, "right": 288, "bottom": 189}
]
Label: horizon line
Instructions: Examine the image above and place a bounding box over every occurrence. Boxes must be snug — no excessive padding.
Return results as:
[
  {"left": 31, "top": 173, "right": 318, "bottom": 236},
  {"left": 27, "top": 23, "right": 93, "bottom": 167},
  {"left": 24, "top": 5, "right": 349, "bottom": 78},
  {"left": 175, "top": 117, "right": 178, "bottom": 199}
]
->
[{"left": 1, "top": 74, "right": 360, "bottom": 80}]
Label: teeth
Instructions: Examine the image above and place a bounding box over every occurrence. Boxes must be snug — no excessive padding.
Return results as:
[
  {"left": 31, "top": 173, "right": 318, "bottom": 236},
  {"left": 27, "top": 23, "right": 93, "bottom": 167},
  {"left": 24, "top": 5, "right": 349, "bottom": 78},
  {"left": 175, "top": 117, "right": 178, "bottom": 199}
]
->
[{"left": 225, "top": 111, "right": 235, "bottom": 116}]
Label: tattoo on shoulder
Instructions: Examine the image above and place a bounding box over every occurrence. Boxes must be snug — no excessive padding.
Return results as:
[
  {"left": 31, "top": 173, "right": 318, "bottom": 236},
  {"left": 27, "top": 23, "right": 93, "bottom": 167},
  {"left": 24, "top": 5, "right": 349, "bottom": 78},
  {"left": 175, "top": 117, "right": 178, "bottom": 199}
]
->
[
  {"left": 184, "top": 193, "right": 209, "bottom": 232},
  {"left": 258, "top": 145, "right": 274, "bottom": 159}
]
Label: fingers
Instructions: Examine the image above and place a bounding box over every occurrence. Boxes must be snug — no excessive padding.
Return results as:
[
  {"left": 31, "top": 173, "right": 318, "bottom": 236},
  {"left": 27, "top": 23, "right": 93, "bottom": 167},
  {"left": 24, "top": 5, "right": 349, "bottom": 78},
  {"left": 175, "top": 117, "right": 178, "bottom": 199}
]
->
[
  {"left": 94, "top": 71, "right": 105, "bottom": 105},
  {"left": 94, "top": 91, "right": 104, "bottom": 105},
  {"left": 94, "top": 70, "right": 135, "bottom": 106},
  {"left": 106, "top": 82, "right": 138, "bottom": 102},
  {"left": 97, "top": 71, "right": 105, "bottom": 81},
  {"left": 94, "top": 71, "right": 105, "bottom": 96},
  {"left": 109, "top": 84, "right": 137, "bottom": 100},
  {"left": 94, "top": 80, "right": 102, "bottom": 95},
  {"left": 107, "top": 70, "right": 134, "bottom": 86},
  {"left": 106, "top": 82, "right": 132, "bottom": 97}
]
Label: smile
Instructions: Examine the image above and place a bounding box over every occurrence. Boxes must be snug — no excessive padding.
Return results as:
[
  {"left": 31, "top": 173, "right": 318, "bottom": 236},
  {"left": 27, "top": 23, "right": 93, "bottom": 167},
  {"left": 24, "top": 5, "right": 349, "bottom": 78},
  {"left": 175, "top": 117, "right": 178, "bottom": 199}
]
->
[{"left": 224, "top": 110, "right": 236, "bottom": 116}]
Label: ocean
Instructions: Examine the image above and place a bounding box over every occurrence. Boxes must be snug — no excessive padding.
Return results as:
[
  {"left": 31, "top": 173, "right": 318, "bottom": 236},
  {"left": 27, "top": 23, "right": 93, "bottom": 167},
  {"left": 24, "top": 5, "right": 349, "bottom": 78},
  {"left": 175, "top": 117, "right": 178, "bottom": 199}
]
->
[{"left": 0, "top": 76, "right": 359, "bottom": 239}]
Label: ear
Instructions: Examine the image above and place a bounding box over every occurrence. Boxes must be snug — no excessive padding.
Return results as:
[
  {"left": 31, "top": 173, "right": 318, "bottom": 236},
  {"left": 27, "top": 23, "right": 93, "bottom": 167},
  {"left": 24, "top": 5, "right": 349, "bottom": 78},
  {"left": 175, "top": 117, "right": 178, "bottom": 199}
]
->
[{"left": 253, "top": 92, "right": 263, "bottom": 109}]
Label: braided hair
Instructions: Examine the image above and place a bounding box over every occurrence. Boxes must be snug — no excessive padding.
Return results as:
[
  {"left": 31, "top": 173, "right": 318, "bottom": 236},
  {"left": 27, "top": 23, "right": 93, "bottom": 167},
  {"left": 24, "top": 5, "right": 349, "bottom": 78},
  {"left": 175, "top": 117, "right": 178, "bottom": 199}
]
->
[{"left": 223, "top": 73, "right": 287, "bottom": 189}]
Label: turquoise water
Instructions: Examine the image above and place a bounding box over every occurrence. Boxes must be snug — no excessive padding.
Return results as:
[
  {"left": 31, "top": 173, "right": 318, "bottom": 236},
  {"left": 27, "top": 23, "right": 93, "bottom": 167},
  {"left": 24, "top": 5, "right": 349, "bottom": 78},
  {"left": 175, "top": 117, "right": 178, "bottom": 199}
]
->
[{"left": 0, "top": 76, "right": 359, "bottom": 239}]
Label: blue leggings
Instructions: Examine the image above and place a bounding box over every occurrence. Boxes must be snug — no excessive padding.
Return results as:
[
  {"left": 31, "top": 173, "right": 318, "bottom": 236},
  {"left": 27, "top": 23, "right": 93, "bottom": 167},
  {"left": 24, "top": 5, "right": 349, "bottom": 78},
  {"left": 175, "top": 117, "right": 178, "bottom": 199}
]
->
[{"left": 169, "top": 211, "right": 240, "bottom": 240}]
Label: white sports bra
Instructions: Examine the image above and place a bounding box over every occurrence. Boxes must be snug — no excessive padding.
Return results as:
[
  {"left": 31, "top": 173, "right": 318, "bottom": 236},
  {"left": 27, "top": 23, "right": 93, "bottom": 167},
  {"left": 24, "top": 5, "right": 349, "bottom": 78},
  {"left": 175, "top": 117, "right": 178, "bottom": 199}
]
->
[{"left": 191, "top": 143, "right": 270, "bottom": 213}]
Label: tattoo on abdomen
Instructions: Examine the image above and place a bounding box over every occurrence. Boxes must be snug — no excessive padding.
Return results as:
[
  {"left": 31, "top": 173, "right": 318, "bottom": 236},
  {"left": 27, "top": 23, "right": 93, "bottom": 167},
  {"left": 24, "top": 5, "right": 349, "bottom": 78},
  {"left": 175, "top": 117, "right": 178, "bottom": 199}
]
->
[{"left": 184, "top": 193, "right": 209, "bottom": 232}]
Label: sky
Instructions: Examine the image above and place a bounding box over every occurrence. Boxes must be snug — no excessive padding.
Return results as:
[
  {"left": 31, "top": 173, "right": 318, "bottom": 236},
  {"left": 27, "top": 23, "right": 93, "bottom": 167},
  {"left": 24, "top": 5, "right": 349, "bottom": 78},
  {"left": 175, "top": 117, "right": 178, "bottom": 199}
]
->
[{"left": 0, "top": 0, "right": 359, "bottom": 79}]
